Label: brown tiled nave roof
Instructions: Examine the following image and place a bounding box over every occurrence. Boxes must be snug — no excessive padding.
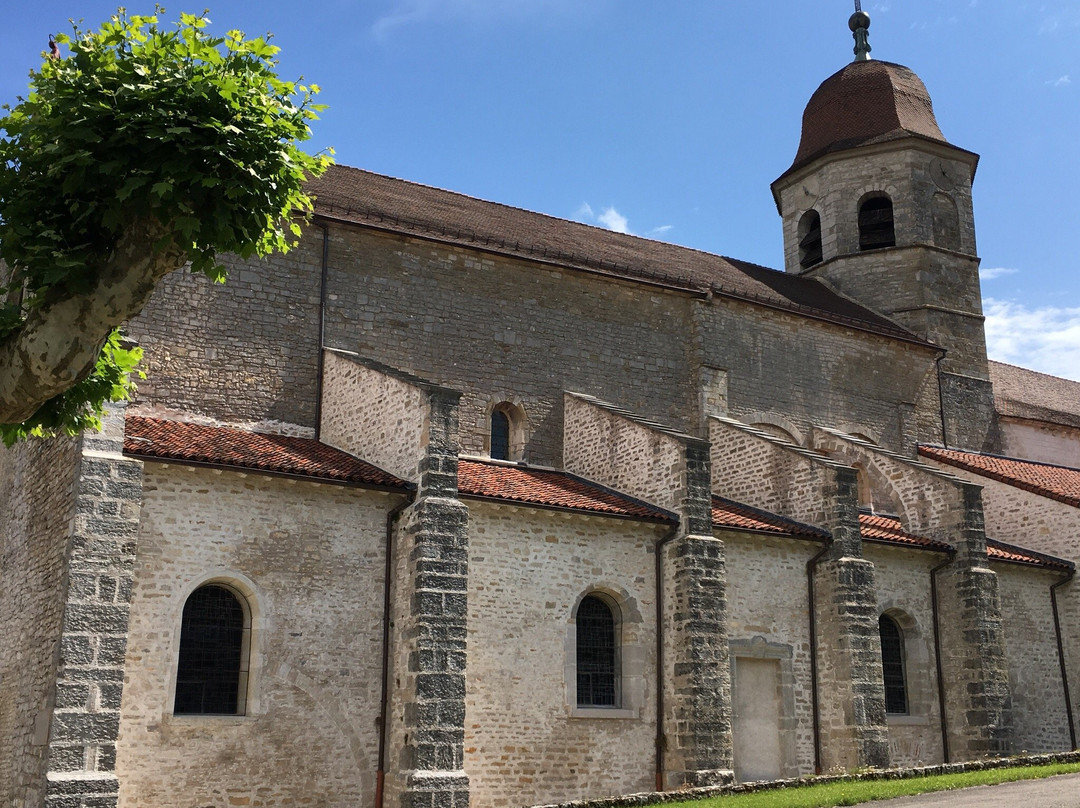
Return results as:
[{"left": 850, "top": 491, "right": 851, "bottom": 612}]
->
[{"left": 919, "top": 445, "right": 1080, "bottom": 510}]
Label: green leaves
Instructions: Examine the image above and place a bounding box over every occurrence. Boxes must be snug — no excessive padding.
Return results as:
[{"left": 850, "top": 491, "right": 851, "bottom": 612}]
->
[{"left": 0, "top": 7, "right": 332, "bottom": 440}]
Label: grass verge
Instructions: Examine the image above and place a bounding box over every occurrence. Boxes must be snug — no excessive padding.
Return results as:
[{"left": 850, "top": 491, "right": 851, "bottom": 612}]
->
[{"left": 661, "top": 761, "right": 1080, "bottom": 808}]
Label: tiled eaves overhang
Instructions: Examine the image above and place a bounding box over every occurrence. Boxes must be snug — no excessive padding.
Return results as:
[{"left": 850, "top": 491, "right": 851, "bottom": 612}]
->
[
  {"left": 986, "top": 539, "right": 1074, "bottom": 572},
  {"left": 124, "top": 416, "right": 413, "bottom": 492},
  {"left": 711, "top": 496, "right": 829, "bottom": 540},
  {"left": 858, "top": 512, "right": 952, "bottom": 553},
  {"left": 308, "top": 166, "right": 931, "bottom": 349},
  {"left": 919, "top": 445, "right": 1080, "bottom": 510},
  {"left": 457, "top": 458, "right": 676, "bottom": 524}
]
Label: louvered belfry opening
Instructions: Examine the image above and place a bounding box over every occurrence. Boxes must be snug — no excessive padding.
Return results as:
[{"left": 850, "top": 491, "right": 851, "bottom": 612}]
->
[
  {"left": 798, "top": 209, "right": 823, "bottom": 269},
  {"left": 859, "top": 196, "right": 896, "bottom": 251},
  {"left": 878, "top": 614, "right": 908, "bottom": 714},
  {"left": 576, "top": 595, "right": 619, "bottom": 707},
  {"left": 174, "top": 585, "right": 246, "bottom": 715}
]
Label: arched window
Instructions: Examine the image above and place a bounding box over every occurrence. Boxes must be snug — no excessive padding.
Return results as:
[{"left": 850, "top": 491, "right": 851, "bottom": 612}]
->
[
  {"left": 798, "top": 210, "right": 823, "bottom": 269},
  {"left": 859, "top": 196, "right": 896, "bottom": 251},
  {"left": 576, "top": 595, "right": 619, "bottom": 707},
  {"left": 175, "top": 584, "right": 249, "bottom": 715},
  {"left": 879, "top": 614, "right": 907, "bottom": 714},
  {"left": 490, "top": 410, "right": 510, "bottom": 460}
]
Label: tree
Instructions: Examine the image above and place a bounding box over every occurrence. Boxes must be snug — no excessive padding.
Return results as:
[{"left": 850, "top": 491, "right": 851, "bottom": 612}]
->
[{"left": 0, "top": 8, "right": 331, "bottom": 444}]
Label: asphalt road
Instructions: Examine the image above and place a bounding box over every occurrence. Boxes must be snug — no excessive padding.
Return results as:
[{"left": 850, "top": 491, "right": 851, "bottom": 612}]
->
[{"left": 855, "top": 771, "right": 1080, "bottom": 807}]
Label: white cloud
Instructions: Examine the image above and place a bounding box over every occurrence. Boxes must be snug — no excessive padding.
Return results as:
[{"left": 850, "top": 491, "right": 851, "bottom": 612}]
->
[
  {"left": 575, "top": 202, "right": 595, "bottom": 220},
  {"left": 984, "top": 297, "right": 1080, "bottom": 382},
  {"left": 1047, "top": 75, "right": 1072, "bottom": 87},
  {"left": 597, "top": 207, "right": 630, "bottom": 234},
  {"left": 979, "top": 266, "right": 1019, "bottom": 281},
  {"left": 647, "top": 225, "right": 673, "bottom": 237},
  {"left": 373, "top": 0, "right": 579, "bottom": 38}
]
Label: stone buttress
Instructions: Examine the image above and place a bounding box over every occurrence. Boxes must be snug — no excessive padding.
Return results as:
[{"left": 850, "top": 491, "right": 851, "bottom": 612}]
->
[
  {"left": 709, "top": 417, "right": 890, "bottom": 771},
  {"left": 564, "top": 393, "right": 734, "bottom": 788}
]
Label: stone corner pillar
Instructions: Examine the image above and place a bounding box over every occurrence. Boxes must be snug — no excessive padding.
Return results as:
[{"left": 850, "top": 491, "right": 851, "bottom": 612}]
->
[
  {"left": 936, "top": 482, "right": 1013, "bottom": 760},
  {"left": 389, "top": 387, "right": 471, "bottom": 808},
  {"left": 661, "top": 440, "right": 733, "bottom": 789},
  {"left": 812, "top": 466, "right": 890, "bottom": 772},
  {"left": 45, "top": 404, "right": 143, "bottom": 808}
]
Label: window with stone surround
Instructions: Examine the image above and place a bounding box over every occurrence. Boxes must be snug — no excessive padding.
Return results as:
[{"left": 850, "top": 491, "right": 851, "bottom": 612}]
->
[
  {"left": 879, "top": 613, "right": 908, "bottom": 714},
  {"left": 487, "top": 401, "right": 528, "bottom": 461},
  {"left": 174, "top": 584, "right": 251, "bottom": 715},
  {"left": 576, "top": 594, "right": 619, "bottom": 707},
  {"left": 859, "top": 195, "right": 896, "bottom": 251}
]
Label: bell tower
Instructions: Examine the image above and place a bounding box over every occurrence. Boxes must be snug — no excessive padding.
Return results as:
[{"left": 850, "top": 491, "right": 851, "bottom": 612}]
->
[{"left": 771, "top": 9, "right": 994, "bottom": 451}]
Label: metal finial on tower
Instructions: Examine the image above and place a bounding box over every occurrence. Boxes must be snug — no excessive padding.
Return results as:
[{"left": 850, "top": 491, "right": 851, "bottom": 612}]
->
[{"left": 850, "top": 2, "right": 872, "bottom": 62}]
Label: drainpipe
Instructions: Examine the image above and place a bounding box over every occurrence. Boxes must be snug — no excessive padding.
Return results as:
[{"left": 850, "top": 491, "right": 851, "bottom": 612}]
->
[
  {"left": 654, "top": 523, "right": 680, "bottom": 792},
  {"left": 806, "top": 538, "right": 833, "bottom": 775},
  {"left": 375, "top": 494, "right": 415, "bottom": 808},
  {"left": 314, "top": 222, "right": 330, "bottom": 441},
  {"left": 929, "top": 551, "right": 956, "bottom": 764},
  {"left": 1051, "top": 568, "right": 1077, "bottom": 750}
]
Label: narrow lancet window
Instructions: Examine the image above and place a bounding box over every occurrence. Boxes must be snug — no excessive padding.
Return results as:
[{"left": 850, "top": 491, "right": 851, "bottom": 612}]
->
[
  {"left": 879, "top": 614, "right": 907, "bottom": 714},
  {"left": 576, "top": 595, "right": 618, "bottom": 707},
  {"left": 490, "top": 410, "right": 510, "bottom": 461}
]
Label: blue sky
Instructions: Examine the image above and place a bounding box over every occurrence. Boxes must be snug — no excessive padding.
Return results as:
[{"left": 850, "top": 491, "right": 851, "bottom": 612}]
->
[{"left": 4, "top": 2, "right": 1080, "bottom": 379}]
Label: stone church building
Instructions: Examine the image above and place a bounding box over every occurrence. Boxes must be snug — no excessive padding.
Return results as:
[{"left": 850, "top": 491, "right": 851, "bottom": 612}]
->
[{"left": 4, "top": 13, "right": 1080, "bottom": 808}]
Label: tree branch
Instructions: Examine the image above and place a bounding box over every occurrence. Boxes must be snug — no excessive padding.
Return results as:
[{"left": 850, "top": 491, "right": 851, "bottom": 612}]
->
[{"left": 0, "top": 218, "right": 187, "bottom": 423}]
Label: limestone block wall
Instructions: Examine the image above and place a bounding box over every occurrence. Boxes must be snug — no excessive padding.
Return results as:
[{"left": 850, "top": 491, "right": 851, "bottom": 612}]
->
[
  {"left": 563, "top": 394, "right": 689, "bottom": 515},
  {"left": 693, "top": 297, "right": 940, "bottom": 454},
  {"left": 0, "top": 437, "right": 80, "bottom": 808},
  {"left": 464, "top": 503, "right": 664, "bottom": 807},
  {"left": 862, "top": 545, "right": 947, "bottom": 768},
  {"left": 994, "top": 564, "right": 1073, "bottom": 753},
  {"left": 321, "top": 226, "right": 697, "bottom": 468},
  {"left": 319, "top": 350, "right": 429, "bottom": 481},
  {"left": 116, "top": 463, "right": 399, "bottom": 808},
  {"left": 924, "top": 467, "right": 1080, "bottom": 562},
  {"left": 997, "top": 418, "right": 1080, "bottom": 469},
  {"left": 129, "top": 236, "right": 324, "bottom": 432},
  {"left": 723, "top": 532, "right": 822, "bottom": 776},
  {"left": 709, "top": 418, "right": 847, "bottom": 530}
]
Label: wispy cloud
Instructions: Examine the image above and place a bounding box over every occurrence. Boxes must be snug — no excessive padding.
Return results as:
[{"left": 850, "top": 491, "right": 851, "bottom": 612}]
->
[
  {"left": 979, "top": 266, "right": 1019, "bottom": 281},
  {"left": 597, "top": 207, "right": 630, "bottom": 234},
  {"left": 984, "top": 298, "right": 1080, "bottom": 382},
  {"left": 647, "top": 225, "right": 673, "bottom": 237},
  {"left": 1047, "top": 75, "right": 1072, "bottom": 87},
  {"left": 373, "top": 0, "right": 579, "bottom": 38}
]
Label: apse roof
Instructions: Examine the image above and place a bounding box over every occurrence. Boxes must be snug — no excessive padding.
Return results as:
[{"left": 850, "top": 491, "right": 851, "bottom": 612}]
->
[{"left": 307, "top": 165, "right": 929, "bottom": 347}]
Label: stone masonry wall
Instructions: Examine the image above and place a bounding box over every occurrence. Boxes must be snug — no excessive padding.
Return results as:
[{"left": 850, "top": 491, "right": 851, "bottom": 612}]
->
[
  {"left": 319, "top": 350, "right": 428, "bottom": 481},
  {"left": 723, "top": 532, "right": 824, "bottom": 776},
  {"left": 0, "top": 436, "right": 80, "bottom": 808},
  {"left": 465, "top": 503, "right": 664, "bottom": 807},
  {"left": 563, "top": 394, "right": 688, "bottom": 515},
  {"left": 115, "top": 463, "right": 399, "bottom": 807},
  {"left": 996, "top": 417, "right": 1080, "bottom": 468},
  {"left": 993, "top": 564, "right": 1072, "bottom": 754},
  {"left": 129, "top": 237, "right": 324, "bottom": 432}
]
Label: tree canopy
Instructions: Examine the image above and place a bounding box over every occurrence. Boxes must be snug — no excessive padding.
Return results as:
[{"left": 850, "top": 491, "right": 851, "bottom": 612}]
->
[{"left": 0, "top": 8, "right": 331, "bottom": 444}]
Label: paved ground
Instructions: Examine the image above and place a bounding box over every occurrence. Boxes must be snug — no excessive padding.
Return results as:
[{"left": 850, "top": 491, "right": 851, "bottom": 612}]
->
[{"left": 855, "top": 771, "right": 1080, "bottom": 807}]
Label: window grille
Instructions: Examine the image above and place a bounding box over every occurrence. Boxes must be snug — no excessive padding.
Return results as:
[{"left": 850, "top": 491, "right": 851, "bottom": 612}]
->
[
  {"left": 879, "top": 614, "right": 907, "bottom": 714},
  {"left": 859, "top": 196, "right": 896, "bottom": 251},
  {"left": 174, "top": 585, "right": 246, "bottom": 715},
  {"left": 576, "top": 595, "right": 618, "bottom": 707}
]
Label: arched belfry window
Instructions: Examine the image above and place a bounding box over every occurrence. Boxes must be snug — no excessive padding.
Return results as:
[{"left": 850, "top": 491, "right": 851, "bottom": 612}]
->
[
  {"left": 798, "top": 210, "right": 823, "bottom": 269},
  {"left": 879, "top": 614, "right": 907, "bottom": 714},
  {"left": 576, "top": 595, "right": 619, "bottom": 707},
  {"left": 490, "top": 410, "right": 510, "bottom": 460},
  {"left": 175, "top": 584, "right": 249, "bottom": 715},
  {"left": 859, "top": 195, "right": 896, "bottom": 251}
]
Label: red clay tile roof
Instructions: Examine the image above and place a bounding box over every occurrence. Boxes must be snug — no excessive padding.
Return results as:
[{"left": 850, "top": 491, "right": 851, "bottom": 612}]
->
[
  {"left": 457, "top": 459, "right": 675, "bottom": 523},
  {"left": 918, "top": 445, "right": 1080, "bottom": 509},
  {"left": 124, "top": 417, "right": 410, "bottom": 490},
  {"left": 859, "top": 513, "right": 952, "bottom": 553},
  {"left": 987, "top": 539, "right": 1073, "bottom": 572},
  {"left": 307, "top": 165, "right": 926, "bottom": 346},
  {"left": 989, "top": 361, "right": 1080, "bottom": 430},
  {"left": 782, "top": 60, "right": 962, "bottom": 179},
  {"left": 711, "top": 496, "right": 828, "bottom": 539}
]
